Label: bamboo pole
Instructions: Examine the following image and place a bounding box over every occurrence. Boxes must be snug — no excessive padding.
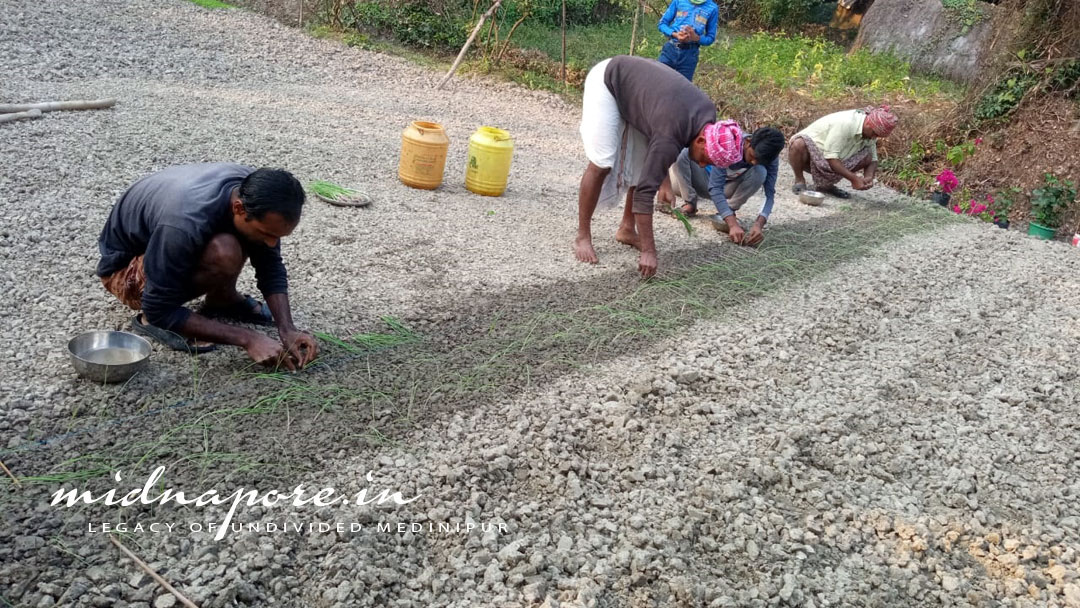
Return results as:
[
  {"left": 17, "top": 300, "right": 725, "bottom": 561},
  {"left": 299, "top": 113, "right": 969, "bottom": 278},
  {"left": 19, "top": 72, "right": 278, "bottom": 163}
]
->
[
  {"left": 561, "top": 0, "right": 567, "bottom": 86},
  {"left": 0, "top": 109, "right": 42, "bottom": 124},
  {"left": 629, "top": 0, "right": 642, "bottom": 55},
  {"left": 437, "top": 0, "right": 504, "bottom": 89},
  {"left": 110, "top": 535, "right": 200, "bottom": 608},
  {"left": 0, "top": 99, "right": 116, "bottom": 113}
]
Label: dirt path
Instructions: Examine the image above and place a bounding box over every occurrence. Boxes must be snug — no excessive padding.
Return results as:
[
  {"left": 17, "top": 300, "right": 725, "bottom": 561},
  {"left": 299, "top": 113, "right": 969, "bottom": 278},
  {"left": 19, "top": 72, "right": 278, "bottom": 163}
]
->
[{"left": 3, "top": 1, "right": 1080, "bottom": 607}]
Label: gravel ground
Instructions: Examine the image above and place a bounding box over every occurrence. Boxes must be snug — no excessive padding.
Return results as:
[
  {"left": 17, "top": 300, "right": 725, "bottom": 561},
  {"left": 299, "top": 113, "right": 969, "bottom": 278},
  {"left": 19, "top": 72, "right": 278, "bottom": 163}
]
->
[{"left": 3, "top": 1, "right": 1080, "bottom": 607}]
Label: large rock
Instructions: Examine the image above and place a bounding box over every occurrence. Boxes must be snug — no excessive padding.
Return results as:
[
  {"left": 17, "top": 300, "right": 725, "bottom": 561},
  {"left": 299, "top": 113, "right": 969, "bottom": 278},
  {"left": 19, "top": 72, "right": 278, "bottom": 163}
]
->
[{"left": 853, "top": 0, "right": 998, "bottom": 83}]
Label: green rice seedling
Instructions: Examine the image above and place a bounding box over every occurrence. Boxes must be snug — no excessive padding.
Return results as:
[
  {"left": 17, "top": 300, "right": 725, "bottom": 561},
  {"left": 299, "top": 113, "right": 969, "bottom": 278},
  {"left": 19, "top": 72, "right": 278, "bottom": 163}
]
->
[
  {"left": 19, "top": 467, "right": 112, "bottom": 485},
  {"left": 49, "top": 536, "right": 92, "bottom": 566},
  {"left": 315, "top": 332, "right": 365, "bottom": 354},
  {"left": 317, "top": 316, "right": 420, "bottom": 354},
  {"left": 671, "top": 207, "right": 696, "bottom": 236},
  {"left": 310, "top": 180, "right": 359, "bottom": 202}
]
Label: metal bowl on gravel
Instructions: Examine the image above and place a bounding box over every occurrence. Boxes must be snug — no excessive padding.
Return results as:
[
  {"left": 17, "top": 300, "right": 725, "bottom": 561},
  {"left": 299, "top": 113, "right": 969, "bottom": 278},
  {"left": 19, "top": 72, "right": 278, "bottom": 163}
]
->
[
  {"left": 315, "top": 192, "right": 373, "bottom": 208},
  {"left": 68, "top": 330, "right": 151, "bottom": 383},
  {"left": 799, "top": 190, "right": 825, "bottom": 206}
]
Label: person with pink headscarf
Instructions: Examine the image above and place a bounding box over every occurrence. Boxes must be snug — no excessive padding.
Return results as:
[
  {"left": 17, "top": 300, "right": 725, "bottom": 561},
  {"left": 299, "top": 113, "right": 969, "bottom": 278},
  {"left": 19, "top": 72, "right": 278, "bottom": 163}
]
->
[
  {"left": 788, "top": 106, "right": 898, "bottom": 199},
  {"left": 576, "top": 55, "right": 741, "bottom": 278}
]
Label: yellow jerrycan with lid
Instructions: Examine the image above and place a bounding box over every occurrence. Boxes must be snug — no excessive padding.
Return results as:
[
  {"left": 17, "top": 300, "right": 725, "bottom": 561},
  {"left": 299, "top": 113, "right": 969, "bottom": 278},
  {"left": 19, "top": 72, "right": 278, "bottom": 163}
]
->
[
  {"left": 465, "top": 126, "right": 513, "bottom": 197},
  {"left": 399, "top": 121, "right": 449, "bottom": 190}
]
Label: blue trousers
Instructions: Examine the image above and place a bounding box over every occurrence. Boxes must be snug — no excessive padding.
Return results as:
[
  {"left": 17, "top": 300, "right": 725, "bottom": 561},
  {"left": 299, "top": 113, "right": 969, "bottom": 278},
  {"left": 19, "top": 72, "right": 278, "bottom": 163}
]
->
[{"left": 658, "top": 41, "right": 700, "bottom": 81}]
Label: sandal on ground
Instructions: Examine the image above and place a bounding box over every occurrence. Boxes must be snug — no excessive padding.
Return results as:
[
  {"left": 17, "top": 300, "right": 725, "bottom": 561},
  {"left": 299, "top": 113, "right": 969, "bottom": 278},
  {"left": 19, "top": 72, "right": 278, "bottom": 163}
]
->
[
  {"left": 819, "top": 185, "right": 851, "bottom": 199},
  {"left": 792, "top": 183, "right": 808, "bottom": 195},
  {"left": 131, "top": 315, "right": 218, "bottom": 354},
  {"left": 199, "top": 294, "right": 273, "bottom": 326}
]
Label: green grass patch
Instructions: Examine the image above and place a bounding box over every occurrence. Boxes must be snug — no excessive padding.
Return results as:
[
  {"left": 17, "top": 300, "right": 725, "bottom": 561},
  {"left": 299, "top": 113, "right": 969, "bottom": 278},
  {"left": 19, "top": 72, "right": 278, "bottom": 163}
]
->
[
  {"left": 704, "top": 31, "right": 955, "bottom": 102},
  {"left": 186, "top": 0, "right": 233, "bottom": 9},
  {"left": 504, "top": 23, "right": 958, "bottom": 106}
]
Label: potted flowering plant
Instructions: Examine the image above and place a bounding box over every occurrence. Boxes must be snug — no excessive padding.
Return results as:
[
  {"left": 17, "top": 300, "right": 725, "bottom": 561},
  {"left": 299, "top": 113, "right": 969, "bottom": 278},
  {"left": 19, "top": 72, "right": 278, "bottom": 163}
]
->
[
  {"left": 952, "top": 198, "right": 994, "bottom": 221},
  {"left": 990, "top": 188, "right": 1020, "bottom": 229},
  {"left": 949, "top": 192, "right": 1014, "bottom": 229},
  {"left": 932, "top": 169, "right": 958, "bottom": 206},
  {"left": 1029, "top": 173, "right": 1076, "bottom": 240}
]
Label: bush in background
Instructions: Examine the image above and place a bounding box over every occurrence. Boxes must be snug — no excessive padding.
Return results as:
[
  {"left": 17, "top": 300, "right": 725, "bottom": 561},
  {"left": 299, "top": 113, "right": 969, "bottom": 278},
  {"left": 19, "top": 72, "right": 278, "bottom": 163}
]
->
[
  {"left": 347, "top": 0, "right": 624, "bottom": 51},
  {"left": 734, "top": 0, "right": 832, "bottom": 27},
  {"left": 349, "top": 0, "right": 470, "bottom": 49}
]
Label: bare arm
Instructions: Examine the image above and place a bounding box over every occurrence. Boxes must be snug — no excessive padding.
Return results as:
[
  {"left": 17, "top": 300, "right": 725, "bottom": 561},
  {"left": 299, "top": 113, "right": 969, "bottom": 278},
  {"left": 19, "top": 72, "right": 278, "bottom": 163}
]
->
[
  {"left": 179, "top": 299, "right": 314, "bottom": 371},
  {"left": 634, "top": 213, "right": 657, "bottom": 278},
  {"left": 827, "top": 158, "right": 867, "bottom": 189},
  {"left": 180, "top": 314, "right": 260, "bottom": 347},
  {"left": 266, "top": 292, "right": 297, "bottom": 334},
  {"left": 863, "top": 161, "right": 878, "bottom": 184}
]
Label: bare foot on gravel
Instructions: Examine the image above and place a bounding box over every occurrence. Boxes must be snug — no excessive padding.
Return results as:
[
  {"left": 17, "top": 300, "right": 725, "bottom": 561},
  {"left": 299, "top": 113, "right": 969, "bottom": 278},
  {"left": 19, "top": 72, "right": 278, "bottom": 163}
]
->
[
  {"left": 615, "top": 226, "right": 641, "bottom": 250},
  {"left": 574, "top": 236, "right": 599, "bottom": 264}
]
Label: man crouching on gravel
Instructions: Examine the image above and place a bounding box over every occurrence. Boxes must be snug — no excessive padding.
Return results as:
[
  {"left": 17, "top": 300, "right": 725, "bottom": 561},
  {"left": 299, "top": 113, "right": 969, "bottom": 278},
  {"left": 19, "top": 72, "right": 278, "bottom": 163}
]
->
[
  {"left": 96, "top": 163, "right": 319, "bottom": 370},
  {"left": 788, "top": 105, "right": 897, "bottom": 199},
  {"left": 574, "top": 54, "right": 744, "bottom": 278}
]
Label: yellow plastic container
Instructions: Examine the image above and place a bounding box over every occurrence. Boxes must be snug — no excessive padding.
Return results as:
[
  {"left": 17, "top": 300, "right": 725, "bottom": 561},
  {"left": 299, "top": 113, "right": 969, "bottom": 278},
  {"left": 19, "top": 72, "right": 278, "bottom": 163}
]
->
[
  {"left": 465, "top": 126, "right": 513, "bottom": 197},
  {"left": 399, "top": 121, "right": 449, "bottom": 190}
]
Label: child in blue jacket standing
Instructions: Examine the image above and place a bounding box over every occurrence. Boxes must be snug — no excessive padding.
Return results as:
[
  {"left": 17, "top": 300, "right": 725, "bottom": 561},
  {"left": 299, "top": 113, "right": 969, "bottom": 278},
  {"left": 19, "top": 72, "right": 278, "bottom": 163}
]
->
[{"left": 657, "top": 0, "right": 719, "bottom": 81}]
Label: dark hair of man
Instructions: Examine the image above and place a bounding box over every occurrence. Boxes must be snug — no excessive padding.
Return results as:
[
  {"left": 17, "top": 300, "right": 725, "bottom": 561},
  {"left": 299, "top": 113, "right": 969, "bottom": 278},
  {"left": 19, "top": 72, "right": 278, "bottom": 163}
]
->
[
  {"left": 749, "top": 127, "right": 786, "bottom": 165},
  {"left": 238, "top": 168, "right": 305, "bottom": 224}
]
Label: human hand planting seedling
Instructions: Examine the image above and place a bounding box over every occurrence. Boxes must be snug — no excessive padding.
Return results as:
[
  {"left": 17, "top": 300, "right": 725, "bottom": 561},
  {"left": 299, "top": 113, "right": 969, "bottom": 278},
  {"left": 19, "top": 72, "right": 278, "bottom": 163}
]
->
[
  {"left": 729, "top": 223, "right": 744, "bottom": 244},
  {"left": 744, "top": 218, "right": 765, "bottom": 247},
  {"left": 281, "top": 329, "right": 318, "bottom": 368},
  {"left": 849, "top": 175, "right": 872, "bottom": 191},
  {"left": 638, "top": 250, "right": 657, "bottom": 279},
  {"left": 246, "top": 333, "right": 298, "bottom": 370}
]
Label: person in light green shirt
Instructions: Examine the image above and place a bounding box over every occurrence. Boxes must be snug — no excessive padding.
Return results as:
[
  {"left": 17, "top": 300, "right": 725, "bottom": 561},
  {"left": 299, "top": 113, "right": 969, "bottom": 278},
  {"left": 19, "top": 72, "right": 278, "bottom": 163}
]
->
[{"left": 788, "top": 106, "right": 897, "bottom": 199}]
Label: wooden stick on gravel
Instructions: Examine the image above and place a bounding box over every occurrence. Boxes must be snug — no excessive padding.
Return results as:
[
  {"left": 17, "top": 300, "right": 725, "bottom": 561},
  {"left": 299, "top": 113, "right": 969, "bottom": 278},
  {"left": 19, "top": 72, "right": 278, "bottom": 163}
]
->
[
  {"left": 437, "top": 0, "right": 503, "bottom": 90},
  {"left": 0, "top": 459, "right": 20, "bottom": 485},
  {"left": 0, "top": 98, "right": 117, "bottom": 113},
  {"left": 0, "top": 109, "right": 42, "bottom": 124},
  {"left": 109, "top": 535, "right": 200, "bottom": 608}
]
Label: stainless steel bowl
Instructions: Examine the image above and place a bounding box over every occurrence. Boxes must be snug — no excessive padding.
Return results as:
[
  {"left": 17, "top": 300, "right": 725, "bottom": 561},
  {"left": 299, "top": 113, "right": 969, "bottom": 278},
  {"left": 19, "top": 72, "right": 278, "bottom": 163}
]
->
[
  {"left": 799, "top": 190, "right": 825, "bottom": 206},
  {"left": 68, "top": 331, "right": 151, "bottom": 383}
]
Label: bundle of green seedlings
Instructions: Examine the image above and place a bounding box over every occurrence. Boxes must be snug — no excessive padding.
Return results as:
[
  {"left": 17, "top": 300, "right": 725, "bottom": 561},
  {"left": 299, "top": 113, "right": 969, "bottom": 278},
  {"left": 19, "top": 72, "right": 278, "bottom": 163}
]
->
[
  {"left": 309, "top": 180, "right": 360, "bottom": 202},
  {"left": 671, "top": 207, "right": 696, "bottom": 236}
]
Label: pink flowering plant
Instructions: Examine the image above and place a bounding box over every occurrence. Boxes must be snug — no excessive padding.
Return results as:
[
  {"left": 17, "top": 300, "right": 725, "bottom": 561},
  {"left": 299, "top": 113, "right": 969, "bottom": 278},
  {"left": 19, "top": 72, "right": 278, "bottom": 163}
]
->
[
  {"left": 936, "top": 169, "right": 959, "bottom": 194},
  {"left": 952, "top": 194, "right": 999, "bottom": 223}
]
